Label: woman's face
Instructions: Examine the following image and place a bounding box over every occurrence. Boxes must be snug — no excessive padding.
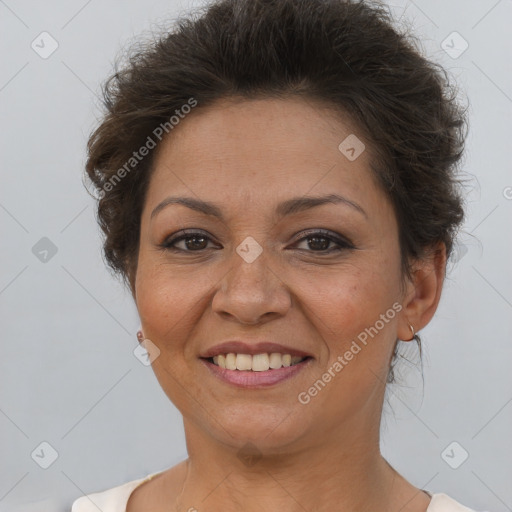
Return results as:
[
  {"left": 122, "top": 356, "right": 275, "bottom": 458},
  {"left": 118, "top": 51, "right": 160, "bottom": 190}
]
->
[{"left": 135, "top": 97, "right": 411, "bottom": 451}]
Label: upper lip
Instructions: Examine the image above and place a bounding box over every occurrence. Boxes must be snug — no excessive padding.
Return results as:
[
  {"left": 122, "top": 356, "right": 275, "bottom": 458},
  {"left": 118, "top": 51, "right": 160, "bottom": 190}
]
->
[{"left": 199, "top": 341, "right": 313, "bottom": 359}]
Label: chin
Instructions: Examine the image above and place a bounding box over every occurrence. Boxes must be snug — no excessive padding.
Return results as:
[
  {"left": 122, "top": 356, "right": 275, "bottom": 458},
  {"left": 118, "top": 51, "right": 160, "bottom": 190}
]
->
[{"left": 206, "top": 403, "right": 311, "bottom": 450}]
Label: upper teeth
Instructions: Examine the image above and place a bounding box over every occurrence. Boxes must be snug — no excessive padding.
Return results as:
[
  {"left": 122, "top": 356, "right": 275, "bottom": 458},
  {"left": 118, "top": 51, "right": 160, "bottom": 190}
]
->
[{"left": 212, "top": 353, "right": 305, "bottom": 371}]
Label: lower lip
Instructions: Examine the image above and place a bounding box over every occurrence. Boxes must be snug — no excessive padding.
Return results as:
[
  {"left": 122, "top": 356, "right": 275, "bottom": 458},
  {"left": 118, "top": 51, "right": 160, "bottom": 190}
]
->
[{"left": 200, "top": 358, "right": 312, "bottom": 388}]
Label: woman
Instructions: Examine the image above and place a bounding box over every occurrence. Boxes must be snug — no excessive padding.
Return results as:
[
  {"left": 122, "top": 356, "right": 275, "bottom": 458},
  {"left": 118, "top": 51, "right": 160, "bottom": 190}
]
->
[{"left": 72, "top": 0, "right": 484, "bottom": 510}]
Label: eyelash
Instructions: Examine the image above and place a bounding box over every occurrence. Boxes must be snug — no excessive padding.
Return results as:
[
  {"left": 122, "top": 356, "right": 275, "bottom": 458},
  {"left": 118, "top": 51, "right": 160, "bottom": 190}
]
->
[{"left": 160, "top": 229, "right": 354, "bottom": 254}]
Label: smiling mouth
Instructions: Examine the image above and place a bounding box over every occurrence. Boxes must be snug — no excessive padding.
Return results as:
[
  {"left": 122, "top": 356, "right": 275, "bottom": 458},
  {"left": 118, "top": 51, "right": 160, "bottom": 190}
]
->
[{"left": 201, "top": 353, "right": 312, "bottom": 371}]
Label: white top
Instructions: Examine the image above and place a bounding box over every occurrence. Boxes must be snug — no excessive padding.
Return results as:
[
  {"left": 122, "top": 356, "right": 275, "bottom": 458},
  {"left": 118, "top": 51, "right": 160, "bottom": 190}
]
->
[{"left": 71, "top": 470, "right": 486, "bottom": 512}]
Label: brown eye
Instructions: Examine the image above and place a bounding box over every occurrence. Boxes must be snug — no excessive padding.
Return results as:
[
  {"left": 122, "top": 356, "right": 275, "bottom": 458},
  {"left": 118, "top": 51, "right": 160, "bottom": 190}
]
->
[
  {"left": 293, "top": 230, "right": 353, "bottom": 253},
  {"left": 161, "top": 230, "right": 217, "bottom": 252}
]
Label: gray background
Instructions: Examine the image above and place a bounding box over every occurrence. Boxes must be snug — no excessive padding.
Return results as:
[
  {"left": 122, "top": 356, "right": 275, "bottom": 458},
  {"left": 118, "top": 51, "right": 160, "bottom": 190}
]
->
[{"left": 1, "top": 0, "right": 511, "bottom": 510}]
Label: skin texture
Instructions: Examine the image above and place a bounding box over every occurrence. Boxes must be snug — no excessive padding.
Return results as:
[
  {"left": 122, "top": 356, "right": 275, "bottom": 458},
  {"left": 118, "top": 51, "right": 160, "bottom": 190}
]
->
[{"left": 128, "top": 97, "right": 446, "bottom": 512}]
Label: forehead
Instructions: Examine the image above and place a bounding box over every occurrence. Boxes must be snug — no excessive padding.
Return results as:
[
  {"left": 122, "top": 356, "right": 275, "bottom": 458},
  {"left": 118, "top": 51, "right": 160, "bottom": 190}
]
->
[{"left": 145, "top": 97, "right": 385, "bottom": 217}]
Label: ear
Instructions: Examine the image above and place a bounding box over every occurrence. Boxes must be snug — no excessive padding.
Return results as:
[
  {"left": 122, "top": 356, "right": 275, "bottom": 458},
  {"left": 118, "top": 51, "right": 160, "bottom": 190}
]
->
[{"left": 397, "top": 242, "right": 447, "bottom": 340}]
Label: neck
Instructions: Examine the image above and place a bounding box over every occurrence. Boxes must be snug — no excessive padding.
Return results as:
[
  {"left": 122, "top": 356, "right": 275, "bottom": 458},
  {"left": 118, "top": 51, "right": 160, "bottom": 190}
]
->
[{"left": 173, "top": 410, "right": 401, "bottom": 512}]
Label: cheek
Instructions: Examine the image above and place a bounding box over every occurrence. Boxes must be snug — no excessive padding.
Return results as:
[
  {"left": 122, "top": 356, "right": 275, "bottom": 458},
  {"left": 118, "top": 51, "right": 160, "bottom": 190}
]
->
[
  {"left": 134, "top": 258, "right": 217, "bottom": 411},
  {"left": 288, "top": 267, "right": 400, "bottom": 426},
  {"left": 300, "top": 261, "right": 397, "bottom": 327},
  {"left": 135, "top": 257, "right": 210, "bottom": 349},
  {"left": 298, "top": 261, "right": 400, "bottom": 368}
]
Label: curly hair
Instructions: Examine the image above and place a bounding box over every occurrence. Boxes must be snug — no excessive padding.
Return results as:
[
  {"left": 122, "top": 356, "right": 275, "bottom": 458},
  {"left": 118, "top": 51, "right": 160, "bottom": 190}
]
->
[{"left": 84, "top": 0, "right": 467, "bottom": 385}]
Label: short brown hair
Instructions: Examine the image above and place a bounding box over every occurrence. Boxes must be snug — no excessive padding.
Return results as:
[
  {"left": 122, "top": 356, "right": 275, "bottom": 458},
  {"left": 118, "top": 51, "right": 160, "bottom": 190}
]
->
[{"left": 85, "top": 0, "right": 468, "bottom": 383}]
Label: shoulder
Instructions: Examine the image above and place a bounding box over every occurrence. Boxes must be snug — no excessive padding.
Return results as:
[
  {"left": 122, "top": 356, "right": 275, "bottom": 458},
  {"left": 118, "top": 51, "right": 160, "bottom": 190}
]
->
[
  {"left": 428, "top": 493, "right": 490, "bottom": 512},
  {"left": 70, "top": 472, "right": 160, "bottom": 512}
]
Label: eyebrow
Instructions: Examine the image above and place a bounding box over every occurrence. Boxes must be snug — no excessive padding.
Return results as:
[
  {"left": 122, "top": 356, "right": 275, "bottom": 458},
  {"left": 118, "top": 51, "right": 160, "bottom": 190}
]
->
[{"left": 150, "top": 193, "right": 367, "bottom": 221}]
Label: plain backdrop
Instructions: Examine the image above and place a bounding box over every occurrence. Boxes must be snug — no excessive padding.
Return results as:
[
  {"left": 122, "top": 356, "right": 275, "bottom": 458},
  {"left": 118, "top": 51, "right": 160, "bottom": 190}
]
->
[{"left": 1, "top": 0, "right": 511, "bottom": 510}]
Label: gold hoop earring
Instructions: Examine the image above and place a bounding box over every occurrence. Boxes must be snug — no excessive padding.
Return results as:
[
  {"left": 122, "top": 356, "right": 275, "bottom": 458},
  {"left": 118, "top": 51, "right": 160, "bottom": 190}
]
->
[{"left": 407, "top": 324, "right": 415, "bottom": 342}]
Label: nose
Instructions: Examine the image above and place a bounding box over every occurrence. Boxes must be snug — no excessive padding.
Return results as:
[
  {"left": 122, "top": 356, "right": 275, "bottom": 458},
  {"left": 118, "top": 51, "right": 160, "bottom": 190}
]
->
[{"left": 211, "top": 246, "right": 291, "bottom": 325}]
